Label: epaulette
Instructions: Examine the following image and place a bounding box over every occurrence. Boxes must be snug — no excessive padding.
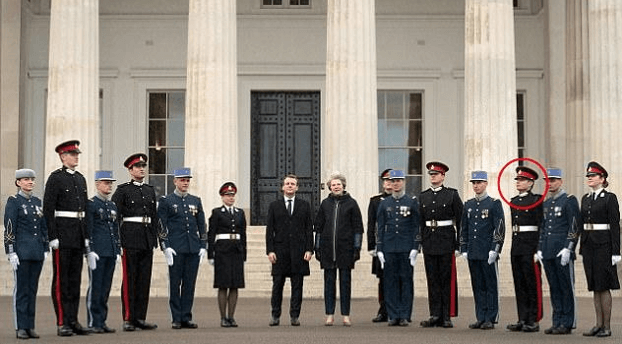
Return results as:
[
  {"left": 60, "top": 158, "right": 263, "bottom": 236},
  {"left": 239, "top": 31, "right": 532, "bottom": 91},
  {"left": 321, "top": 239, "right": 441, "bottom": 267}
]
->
[
  {"left": 445, "top": 187, "right": 458, "bottom": 192},
  {"left": 117, "top": 182, "right": 132, "bottom": 188},
  {"left": 370, "top": 193, "right": 383, "bottom": 200},
  {"left": 411, "top": 195, "right": 417, "bottom": 200},
  {"left": 421, "top": 188, "right": 432, "bottom": 194},
  {"left": 51, "top": 168, "right": 63, "bottom": 175},
  {"left": 8, "top": 195, "right": 16, "bottom": 200},
  {"left": 89, "top": 197, "right": 96, "bottom": 202}
]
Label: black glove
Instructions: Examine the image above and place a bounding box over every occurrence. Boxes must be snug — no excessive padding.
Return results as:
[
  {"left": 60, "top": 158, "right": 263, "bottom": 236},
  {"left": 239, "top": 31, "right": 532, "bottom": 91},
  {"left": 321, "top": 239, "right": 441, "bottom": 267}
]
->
[{"left": 353, "top": 250, "right": 360, "bottom": 262}]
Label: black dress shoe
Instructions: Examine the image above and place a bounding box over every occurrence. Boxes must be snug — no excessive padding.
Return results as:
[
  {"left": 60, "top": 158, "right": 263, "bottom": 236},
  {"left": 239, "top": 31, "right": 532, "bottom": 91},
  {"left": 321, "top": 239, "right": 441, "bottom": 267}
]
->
[
  {"left": 552, "top": 325, "right": 571, "bottom": 334},
  {"left": 583, "top": 326, "right": 602, "bottom": 336},
  {"left": 16, "top": 329, "right": 29, "bottom": 339},
  {"left": 506, "top": 322, "right": 523, "bottom": 331},
  {"left": 269, "top": 317, "right": 280, "bottom": 326},
  {"left": 123, "top": 321, "right": 136, "bottom": 331},
  {"left": 26, "top": 329, "right": 40, "bottom": 338},
  {"left": 134, "top": 319, "right": 157, "bottom": 330},
  {"left": 544, "top": 326, "right": 556, "bottom": 334},
  {"left": 596, "top": 329, "right": 612, "bottom": 337},
  {"left": 420, "top": 316, "right": 440, "bottom": 328},
  {"left": 101, "top": 325, "right": 116, "bottom": 333},
  {"left": 90, "top": 327, "right": 105, "bottom": 333},
  {"left": 480, "top": 322, "right": 494, "bottom": 330},
  {"left": 57, "top": 325, "right": 74, "bottom": 336},
  {"left": 522, "top": 323, "right": 539, "bottom": 332},
  {"left": 442, "top": 320, "right": 454, "bottom": 328},
  {"left": 181, "top": 321, "right": 198, "bottom": 329},
  {"left": 71, "top": 322, "right": 91, "bottom": 335},
  {"left": 388, "top": 319, "right": 400, "bottom": 326},
  {"left": 221, "top": 318, "right": 231, "bottom": 328},
  {"left": 399, "top": 319, "right": 409, "bottom": 327},
  {"left": 291, "top": 317, "right": 300, "bottom": 326},
  {"left": 469, "top": 320, "right": 483, "bottom": 329},
  {"left": 372, "top": 314, "right": 388, "bottom": 323},
  {"left": 171, "top": 322, "right": 182, "bottom": 329},
  {"left": 228, "top": 318, "right": 238, "bottom": 327}
]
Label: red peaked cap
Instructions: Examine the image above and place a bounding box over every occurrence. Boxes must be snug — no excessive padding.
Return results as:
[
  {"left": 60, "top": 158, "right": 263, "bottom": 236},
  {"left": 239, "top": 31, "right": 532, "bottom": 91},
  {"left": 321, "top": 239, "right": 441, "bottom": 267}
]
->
[
  {"left": 586, "top": 161, "right": 608, "bottom": 178},
  {"left": 515, "top": 166, "right": 538, "bottom": 181},
  {"left": 55, "top": 140, "right": 81, "bottom": 154},
  {"left": 219, "top": 182, "right": 237, "bottom": 196},
  {"left": 124, "top": 153, "right": 148, "bottom": 168},
  {"left": 426, "top": 161, "right": 449, "bottom": 175}
]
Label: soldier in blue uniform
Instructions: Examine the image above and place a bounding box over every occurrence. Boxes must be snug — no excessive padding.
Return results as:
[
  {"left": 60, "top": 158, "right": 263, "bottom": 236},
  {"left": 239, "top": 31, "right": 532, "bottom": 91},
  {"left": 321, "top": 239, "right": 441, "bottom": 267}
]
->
[
  {"left": 4, "top": 169, "right": 48, "bottom": 339},
  {"left": 580, "top": 161, "right": 620, "bottom": 338},
  {"left": 506, "top": 166, "right": 544, "bottom": 332},
  {"left": 537, "top": 168, "right": 580, "bottom": 335},
  {"left": 208, "top": 182, "right": 247, "bottom": 328},
  {"left": 157, "top": 168, "right": 207, "bottom": 330},
  {"left": 43, "top": 140, "right": 90, "bottom": 336},
  {"left": 85, "top": 170, "right": 121, "bottom": 334},
  {"left": 112, "top": 153, "right": 159, "bottom": 331},
  {"left": 460, "top": 171, "right": 505, "bottom": 330},
  {"left": 367, "top": 169, "right": 392, "bottom": 323},
  {"left": 376, "top": 170, "right": 420, "bottom": 327},
  {"left": 418, "top": 162, "right": 463, "bottom": 328}
]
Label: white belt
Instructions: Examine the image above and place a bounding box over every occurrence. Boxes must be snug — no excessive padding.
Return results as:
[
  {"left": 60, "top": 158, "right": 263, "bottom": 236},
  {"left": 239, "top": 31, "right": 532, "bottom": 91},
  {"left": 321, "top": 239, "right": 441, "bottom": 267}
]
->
[
  {"left": 583, "top": 223, "right": 610, "bottom": 231},
  {"left": 512, "top": 225, "right": 538, "bottom": 232},
  {"left": 216, "top": 233, "right": 240, "bottom": 241},
  {"left": 123, "top": 216, "right": 152, "bottom": 224},
  {"left": 54, "top": 210, "right": 85, "bottom": 219},
  {"left": 425, "top": 220, "right": 453, "bottom": 227}
]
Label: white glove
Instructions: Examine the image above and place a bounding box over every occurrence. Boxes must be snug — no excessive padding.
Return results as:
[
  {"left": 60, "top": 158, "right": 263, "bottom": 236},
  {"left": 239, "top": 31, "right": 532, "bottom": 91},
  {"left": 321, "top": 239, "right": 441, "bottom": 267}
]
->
[
  {"left": 461, "top": 252, "right": 468, "bottom": 261},
  {"left": 44, "top": 251, "right": 49, "bottom": 261},
  {"left": 557, "top": 248, "right": 571, "bottom": 266},
  {"left": 198, "top": 248, "right": 207, "bottom": 263},
  {"left": 49, "top": 239, "right": 59, "bottom": 250},
  {"left": 116, "top": 254, "right": 121, "bottom": 264},
  {"left": 164, "top": 248, "right": 176, "bottom": 266},
  {"left": 487, "top": 251, "right": 498, "bottom": 265},
  {"left": 87, "top": 252, "right": 99, "bottom": 270},
  {"left": 534, "top": 250, "right": 543, "bottom": 264},
  {"left": 209, "top": 259, "right": 214, "bottom": 266},
  {"left": 368, "top": 250, "right": 376, "bottom": 257},
  {"left": 377, "top": 252, "right": 385, "bottom": 269},
  {"left": 409, "top": 249, "right": 419, "bottom": 266},
  {"left": 612, "top": 255, "right": 622, "bottom": 266},
  {"left": 8, "top": 253, "right": 19, "bottom": 271}
]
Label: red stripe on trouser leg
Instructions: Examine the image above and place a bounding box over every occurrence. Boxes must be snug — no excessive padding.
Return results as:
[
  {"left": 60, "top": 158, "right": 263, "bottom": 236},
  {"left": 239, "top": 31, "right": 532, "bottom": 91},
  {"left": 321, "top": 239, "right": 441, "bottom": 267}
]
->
[
  {"left": 450, "top": 254, "right": 458, "bottom": 317},
  {"left": 533, "top": 261, "right": 543, "bottom": 322},
  {"left": 122, "top": 253, "right": 131, "bottom": 321},
  {"left": 53, "top": 250, "right": 64, "bottom": 326}
]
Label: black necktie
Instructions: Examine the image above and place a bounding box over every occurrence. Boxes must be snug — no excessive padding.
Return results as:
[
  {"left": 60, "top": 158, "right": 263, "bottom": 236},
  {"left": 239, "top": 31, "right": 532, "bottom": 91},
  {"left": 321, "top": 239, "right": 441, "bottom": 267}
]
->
[
  {"left": 229, "top": 207, "right": 234, "bottom": 216},
  {"left": 287, "top": 199, "right": 293, "bottom": 215}
]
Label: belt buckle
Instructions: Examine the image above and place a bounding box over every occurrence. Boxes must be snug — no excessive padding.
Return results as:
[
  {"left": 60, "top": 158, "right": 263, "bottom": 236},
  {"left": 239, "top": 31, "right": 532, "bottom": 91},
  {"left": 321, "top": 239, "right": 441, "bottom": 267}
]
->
[
  {"left": 430, "top": 219, "right": 437, "bottom": 228},
  {"left": 512, "top": 225, "right": 519, "bottom": 232},
  {"left": 142, "top": 216, "right": 150, "bottom": 224},
  {"left": 585, "top": 223, "right": 593, "bottom": 231},
  {"left": 78, "top": 211, "right": 85, "bottom": 219}
]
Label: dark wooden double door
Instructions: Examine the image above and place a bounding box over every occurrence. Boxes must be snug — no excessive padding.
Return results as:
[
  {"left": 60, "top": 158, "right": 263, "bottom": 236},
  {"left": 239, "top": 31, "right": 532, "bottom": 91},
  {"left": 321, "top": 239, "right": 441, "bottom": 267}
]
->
[{"left": 250, "top": 91, "right": 321, "bottom": 225}]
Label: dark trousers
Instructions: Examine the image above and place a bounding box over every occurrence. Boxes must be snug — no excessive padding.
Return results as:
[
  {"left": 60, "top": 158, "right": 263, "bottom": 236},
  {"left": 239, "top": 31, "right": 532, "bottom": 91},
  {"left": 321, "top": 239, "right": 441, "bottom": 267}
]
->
[
  {"left": 168, "top": 252, "right": 200, "bottom": 322},
  {"left": 383, "top": 252, "right": 413, "bottom": 320},
  {"left": 121, "top": 248, "right": 153, "bottom": 322},
  {"left": 323, "top": 268, "right": 352, "bottom": 316},
  {"left": 377, "top": 276, "right": 387, "bottom": 316},
  {"left": 468, "top": 259, "right": 499, "bottom": 323},
  {"left": 423, "top": 253, "right": 453, "bottom": 320},
  {"left": 86, "top": 256, "right": 116, "bottom": 328},
  {"left": 13, "top": 260, "right": 43, "bottom": 330},
  {"left": 271, "top": 274, "right": 304, "bottom": 318},
  {"left": 51, "top": 248, "right": 83, "bottom": 326},
  {"left": 543, "top": 258, "right": 575, "bottom": 328},
  {"left": 511, "top": 254, "right": 539, "bottom": 324}
]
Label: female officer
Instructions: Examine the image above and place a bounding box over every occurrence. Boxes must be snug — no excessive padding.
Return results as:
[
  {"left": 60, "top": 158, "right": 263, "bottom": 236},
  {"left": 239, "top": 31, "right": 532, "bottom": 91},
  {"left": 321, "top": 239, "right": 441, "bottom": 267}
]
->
[
  {"left": 4, "top": 169, "right": 48, "bottom": 339},
  {"left": 580, "top": 161, "right": 620, "bottom": 338},
  {"left": 208, "top": 182, "right": 247, "bottom": 327}
]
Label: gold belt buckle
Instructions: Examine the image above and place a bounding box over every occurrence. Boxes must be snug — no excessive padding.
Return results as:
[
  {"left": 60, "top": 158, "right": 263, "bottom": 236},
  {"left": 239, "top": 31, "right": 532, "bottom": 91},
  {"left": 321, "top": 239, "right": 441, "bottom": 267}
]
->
[{"left": 430, "top": 219, "right": 437, "bottom": 228}]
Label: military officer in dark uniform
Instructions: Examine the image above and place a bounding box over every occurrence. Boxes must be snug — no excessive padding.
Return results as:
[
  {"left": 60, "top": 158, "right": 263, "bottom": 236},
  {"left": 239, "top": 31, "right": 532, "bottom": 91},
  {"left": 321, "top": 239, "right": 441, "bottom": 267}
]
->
[
  {"left": 85, "top": 170, "right": 121, "bottom": 334},
  {"left": 418, "top": 161, "right": 463, "bottom": 328},
  {"left": 4, "top": 169, "right": 48, "bottom": 339},
  {"left": 266, "top": 174, "right": 314, "bottom": 327},
  {"left": 368, "top": 169, "right": 392, "bottom": 323},
  {"left": 580, "top": 161, "right": 620, "bottom": 338},
  {"left": 208, "top": 182, "right": 247, "bottom": 328},
  {"left": 157, "top": 168, "right": 207, "bottom": 330},
  {"left": 112, "top": 153, "right": 159, "bottom": 331},
  {"left": 460, "top": 171, "right": 505, "bottom": 330},
  {"left": 506, "top": 166, "right": 543, "bottom": 332},
  {"left": 43, "top": 140, "right": 90, "bottom": 336},
  {"left": 376, "top": 170, "right": 420, "bottom": 327},
  {"left": 537, "top": 168, "right": 580, "bottom": 335}
]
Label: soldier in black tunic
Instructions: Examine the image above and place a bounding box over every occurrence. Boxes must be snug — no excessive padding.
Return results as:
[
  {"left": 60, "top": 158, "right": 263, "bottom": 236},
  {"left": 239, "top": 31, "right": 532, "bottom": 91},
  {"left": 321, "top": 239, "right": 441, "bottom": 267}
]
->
[
  {"left": 580, "top": 161, "right": 620, "bottom": 338},
  {"left": 368, "top": 169, "right": 392, "bottom": 322},
  {"left": 112, "top": 153, "right": 159, "bottom": 331},
  {"left": 418, "top": 162, "right": 463, "bottom": 328},
  {"left": 506, "top": 166, "right": 543, "bottom": 333},
  {"left": 43, "top": 140, "right": 90, "bottom": 336}
]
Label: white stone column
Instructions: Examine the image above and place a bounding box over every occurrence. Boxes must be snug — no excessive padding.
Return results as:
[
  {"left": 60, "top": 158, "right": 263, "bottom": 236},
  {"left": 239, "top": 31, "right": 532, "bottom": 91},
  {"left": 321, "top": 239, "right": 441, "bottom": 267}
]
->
[
  {"left": 464, "top": 0, "right": 518, "bottom": 296},
  {"left": 565, "top": 0, "right": 590, "bottom": 195},
  {"left": 185, "top": 0, "right": 238, "bottom": 210},
  {"left": 45, "top": 0, "right": 99, "bottom": 189},
  {"left": 587, "top": 0, "right": 622, "bottom": 196},
  {"left": 325, "top": 0, "right": 378, "bottom": 204}
]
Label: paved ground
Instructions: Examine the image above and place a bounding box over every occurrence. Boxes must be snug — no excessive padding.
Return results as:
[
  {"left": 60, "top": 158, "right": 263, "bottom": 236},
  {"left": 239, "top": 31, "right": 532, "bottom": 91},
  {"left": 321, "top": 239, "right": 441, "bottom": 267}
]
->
[{"left": 0, "top": 296, "right": 620, "bottom": 343}]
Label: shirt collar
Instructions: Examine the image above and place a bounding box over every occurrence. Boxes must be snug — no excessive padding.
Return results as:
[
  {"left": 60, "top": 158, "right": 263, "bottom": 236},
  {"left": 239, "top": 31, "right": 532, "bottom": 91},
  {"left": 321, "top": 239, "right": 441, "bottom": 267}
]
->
[{"left": 475, "top": 191, "right": 488, "bottom": 202}]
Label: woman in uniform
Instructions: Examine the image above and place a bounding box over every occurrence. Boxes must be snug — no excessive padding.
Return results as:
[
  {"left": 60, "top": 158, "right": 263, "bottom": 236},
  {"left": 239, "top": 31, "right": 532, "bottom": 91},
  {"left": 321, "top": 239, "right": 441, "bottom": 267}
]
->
[
  {"left": 4, "top": 169, "right": 48, "bottom": 339},
  {"left": 208, "top": 182, "right": 247, "bottom": 327},
  {"left": 580, "top": 161, "right": 620, "bottom": 338}
]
